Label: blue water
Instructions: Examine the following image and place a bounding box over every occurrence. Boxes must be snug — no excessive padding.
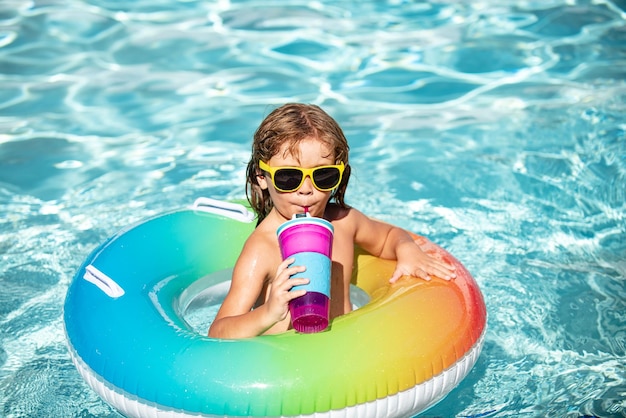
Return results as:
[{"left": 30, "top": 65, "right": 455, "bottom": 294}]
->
[{"left": 1, "top": 0, "right": 625, "bottom": 417}]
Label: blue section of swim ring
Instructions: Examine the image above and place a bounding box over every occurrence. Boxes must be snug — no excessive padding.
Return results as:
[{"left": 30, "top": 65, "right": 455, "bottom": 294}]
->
[{"left": 63, "top": 209, "right": 271, "bottom": 415}]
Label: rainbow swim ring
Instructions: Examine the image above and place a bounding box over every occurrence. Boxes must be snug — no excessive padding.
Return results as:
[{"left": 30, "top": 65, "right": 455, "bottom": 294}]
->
[{"left": 63, "top": 198, "right": 487, "bottom": 417}]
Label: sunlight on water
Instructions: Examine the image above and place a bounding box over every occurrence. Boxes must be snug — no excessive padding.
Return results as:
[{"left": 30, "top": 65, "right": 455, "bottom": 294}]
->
[{"left": 0, "top": 0, "right": 625, "bottom": 417}]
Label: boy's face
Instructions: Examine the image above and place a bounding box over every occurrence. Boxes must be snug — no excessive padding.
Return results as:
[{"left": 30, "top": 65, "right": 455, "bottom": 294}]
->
[{"left": 258, "top": 137, "right": 336, "bottom": 221}]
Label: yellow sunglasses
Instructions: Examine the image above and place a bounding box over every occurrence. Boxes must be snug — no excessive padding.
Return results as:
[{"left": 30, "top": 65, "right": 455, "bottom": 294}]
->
[{"left": 259, "top": 160, "right": 345, "bottom": 192}]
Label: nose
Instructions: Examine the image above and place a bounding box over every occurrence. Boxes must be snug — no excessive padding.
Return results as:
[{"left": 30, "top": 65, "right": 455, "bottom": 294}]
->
[{"left": 297, "top": 174, "right": 314, "bottom": 194}]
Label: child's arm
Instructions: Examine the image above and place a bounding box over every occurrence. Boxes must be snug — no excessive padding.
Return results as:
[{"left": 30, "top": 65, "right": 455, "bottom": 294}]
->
[
  {"left": 351, "top": 209, "right": 456, "bottom": 282},
  {"left": 208, "top": 242, "right": 308, "bottom": 339}
]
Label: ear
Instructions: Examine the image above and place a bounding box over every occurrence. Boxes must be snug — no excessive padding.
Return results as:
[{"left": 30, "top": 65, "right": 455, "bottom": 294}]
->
[{"left": 257, "top": 172, "right": 269, "bottom": 190}]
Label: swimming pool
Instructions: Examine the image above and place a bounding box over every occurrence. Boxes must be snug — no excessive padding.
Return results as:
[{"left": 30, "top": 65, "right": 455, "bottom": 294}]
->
[{"left": 0, "top": 0, "right": 624, "bottom": 417}]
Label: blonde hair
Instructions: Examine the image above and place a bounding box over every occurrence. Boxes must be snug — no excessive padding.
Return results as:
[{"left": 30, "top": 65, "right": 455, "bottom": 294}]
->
[{"left": 246, "top": 103, "right": 351, "bottom": 224}]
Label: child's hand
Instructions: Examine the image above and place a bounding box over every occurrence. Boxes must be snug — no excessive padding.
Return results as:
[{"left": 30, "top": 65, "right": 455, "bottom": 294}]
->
[
  {"left": 389, "top": 242, "right": 456, "bottom": 283},
  {"left": 265, "top": 258, "right": 309, "bottom": 324}
]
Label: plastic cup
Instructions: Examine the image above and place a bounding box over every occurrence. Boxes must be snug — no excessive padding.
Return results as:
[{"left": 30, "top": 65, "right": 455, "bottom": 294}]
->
[{"left": 277, "top": 215, "right": 333, "bottom": 333}]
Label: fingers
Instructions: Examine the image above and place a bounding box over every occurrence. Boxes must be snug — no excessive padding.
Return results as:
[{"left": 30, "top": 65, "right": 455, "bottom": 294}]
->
[
  {"left": 421, "top": 264, "right": 453, "bottom": 281},
  {"left": 389, "top": 266, "right": 430, "bottom": 283},
  {"left": 389, "top": 268, "right": 430, "bottom": 283},
  {"left": 389, "top": 270, "right": 402, "bottom": 284},
  {"left": 389, "top": 260, "right": 457, "bottom": 283},
  {"left": 272, "top": 258, "right": 310, "bottom": 297},
  {"left": 274, "top": 258, "right": 308, "bottom": 288},
  {"left": 266, "top": 259, "right": 310, "bottom": 323}
]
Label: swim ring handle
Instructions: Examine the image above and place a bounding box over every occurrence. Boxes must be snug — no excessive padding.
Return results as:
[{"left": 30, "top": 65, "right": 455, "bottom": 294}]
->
[
  {"left": 190, "top": 197, "right": 255, "bottom": 223},
  {"left": 83, "top": 265, "right": 125, "bottom": 298}
]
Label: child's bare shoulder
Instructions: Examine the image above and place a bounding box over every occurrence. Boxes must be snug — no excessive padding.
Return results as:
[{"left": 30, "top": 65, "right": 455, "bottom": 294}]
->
[
  {"left": 234, "top": 224, "right": 281, "bottom": 283},
  {"left": 242, "top": 224, "right": 277, "bottom": 253}
]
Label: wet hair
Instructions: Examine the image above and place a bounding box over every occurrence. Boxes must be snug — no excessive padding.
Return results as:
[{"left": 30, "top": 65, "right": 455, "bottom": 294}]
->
[{"left": 246, "top": 103, "right": 351, "bottom": 224}]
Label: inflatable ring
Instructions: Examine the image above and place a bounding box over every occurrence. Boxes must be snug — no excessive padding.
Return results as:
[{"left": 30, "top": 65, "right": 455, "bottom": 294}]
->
[{"left": 64, "top": 198, "right": 487, "bottom": 417}]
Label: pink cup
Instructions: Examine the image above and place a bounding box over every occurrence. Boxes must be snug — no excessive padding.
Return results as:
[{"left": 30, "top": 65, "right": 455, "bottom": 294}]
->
[{"left": 277, "top": 215, "right": 333, "bottom": 333}]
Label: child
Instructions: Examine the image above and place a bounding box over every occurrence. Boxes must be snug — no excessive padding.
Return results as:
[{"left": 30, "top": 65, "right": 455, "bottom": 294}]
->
[{"left": 208, "top": 103, "right": 456, "bottom": 339}]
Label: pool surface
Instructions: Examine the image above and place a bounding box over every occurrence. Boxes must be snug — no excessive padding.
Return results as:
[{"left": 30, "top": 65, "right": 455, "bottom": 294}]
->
[{"left": 1, "top": 0, "right": 625, "bottom": 417}]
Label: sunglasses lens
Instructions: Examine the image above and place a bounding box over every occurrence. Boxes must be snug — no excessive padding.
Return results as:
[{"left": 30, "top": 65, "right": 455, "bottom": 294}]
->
[
  {"left": 313, "top": 167, "right": 341, "bottom": 190},
  {"left": 273, "top": 168, "right": 304, "bottom": 191}
]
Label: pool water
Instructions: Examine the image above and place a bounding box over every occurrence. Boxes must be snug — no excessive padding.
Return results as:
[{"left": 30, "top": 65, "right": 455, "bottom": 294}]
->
[{"left": 1, "top": 0, "right": 625, "bottom": 417}]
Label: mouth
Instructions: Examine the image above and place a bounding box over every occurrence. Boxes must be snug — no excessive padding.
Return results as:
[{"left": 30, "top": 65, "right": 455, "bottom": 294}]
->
[{"left": 295, "top": 203, "right": 312, "bottom": 216}]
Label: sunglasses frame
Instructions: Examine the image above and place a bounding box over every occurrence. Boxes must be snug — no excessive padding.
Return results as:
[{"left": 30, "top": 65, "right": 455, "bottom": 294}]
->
[{"left": 259, "top": 160, "right": 345, "bottom": 192}]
